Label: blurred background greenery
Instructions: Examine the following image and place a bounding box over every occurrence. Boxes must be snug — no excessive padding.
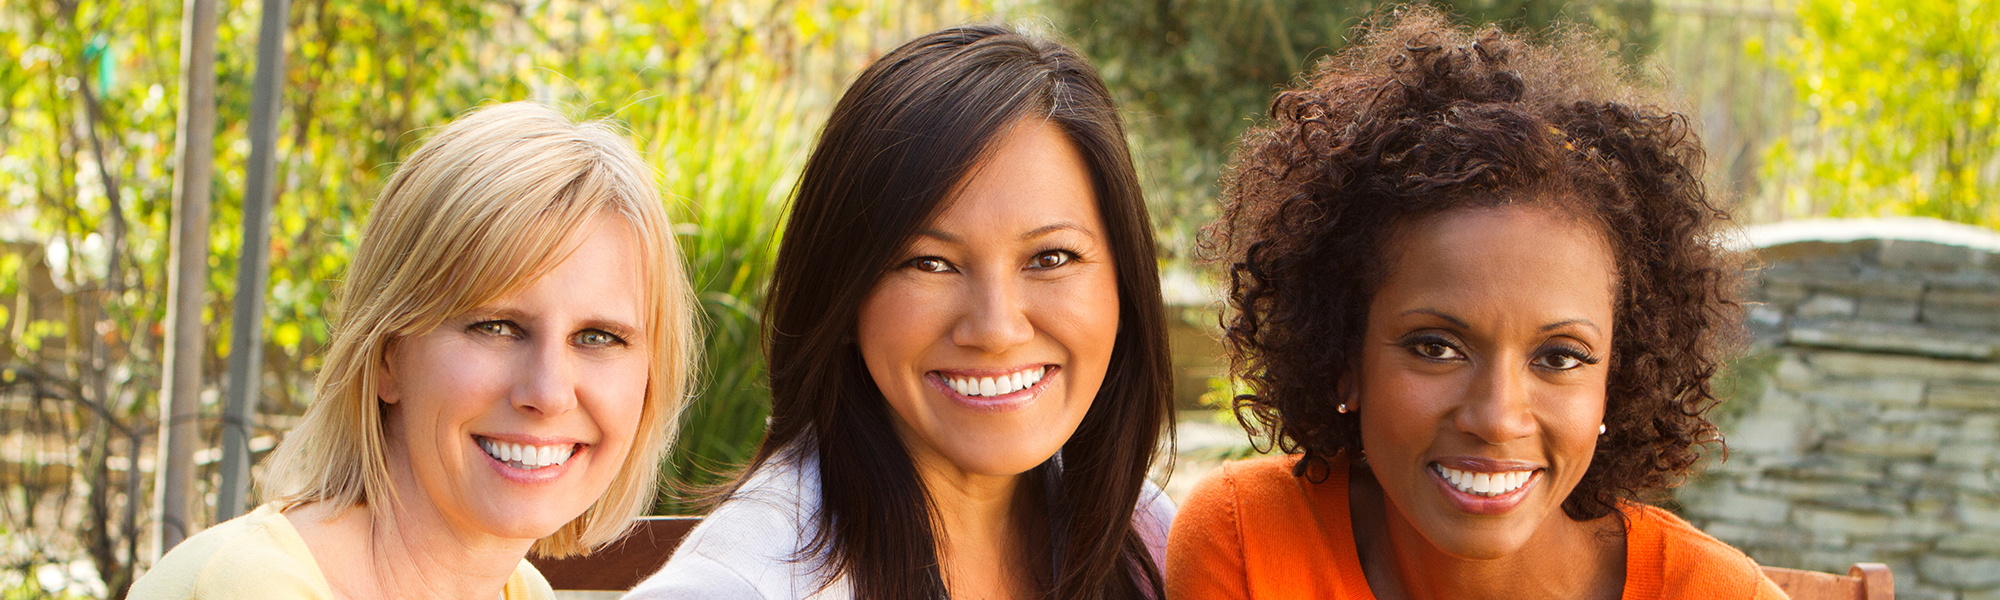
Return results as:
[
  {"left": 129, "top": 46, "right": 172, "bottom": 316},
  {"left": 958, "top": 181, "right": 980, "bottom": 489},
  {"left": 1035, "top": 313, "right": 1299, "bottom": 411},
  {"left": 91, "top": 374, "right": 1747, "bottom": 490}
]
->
[{"left": 0, "top": 0, "right": 1993, "bottom": 597}]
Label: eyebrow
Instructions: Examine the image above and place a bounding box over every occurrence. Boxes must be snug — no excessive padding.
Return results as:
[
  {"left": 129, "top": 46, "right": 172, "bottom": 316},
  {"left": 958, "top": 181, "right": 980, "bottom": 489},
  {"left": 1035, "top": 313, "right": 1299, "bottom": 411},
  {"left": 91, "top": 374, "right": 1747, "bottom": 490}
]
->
[
  {"left": 459, "top": 308, "right": 643, "bottom": 335},
  {"left": 916, "top": 221, "right": 1097, "bottom": 245},
  {"left": 1538, "top": 318, "right": 1602, "bottom": 335},
  {"left": 1401, "top": 308, "right": 1470, "bottom": 329},
  {"left": 1399, "top": 308, "right": 1602, "bottom": 335}
]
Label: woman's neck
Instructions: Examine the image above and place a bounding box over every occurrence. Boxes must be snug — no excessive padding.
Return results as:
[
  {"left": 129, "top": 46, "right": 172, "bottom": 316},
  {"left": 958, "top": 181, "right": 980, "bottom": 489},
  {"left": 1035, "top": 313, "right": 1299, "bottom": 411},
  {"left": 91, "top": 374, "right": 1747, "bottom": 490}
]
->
[
  {"left": 1348, "top": 467, "right": 1626, "bottom": 600},
  {"left": 910, "top": 452, "right": 1043, "bottom": 600},
  {"left": 286, "top": 481, "right": 535, "bottom": 599}
]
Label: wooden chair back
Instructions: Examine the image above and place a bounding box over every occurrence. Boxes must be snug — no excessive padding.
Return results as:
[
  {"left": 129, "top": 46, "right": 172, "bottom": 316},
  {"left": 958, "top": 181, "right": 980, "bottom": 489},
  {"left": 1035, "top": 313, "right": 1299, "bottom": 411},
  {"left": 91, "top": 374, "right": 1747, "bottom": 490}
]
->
[
  {"left": 1761, "top": 563, "right": 1894, "bottom": 600},
  {"left": 529, "top": 516, "right": 699, "bottom": 591},
  {"left": 533, "top": 518, "right": 1897, "bottom": 597}
]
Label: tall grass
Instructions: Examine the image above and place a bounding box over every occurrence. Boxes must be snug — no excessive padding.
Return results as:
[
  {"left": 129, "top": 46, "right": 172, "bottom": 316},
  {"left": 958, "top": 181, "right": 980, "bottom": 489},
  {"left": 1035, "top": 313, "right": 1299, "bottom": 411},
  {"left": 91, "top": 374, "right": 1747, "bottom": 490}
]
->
[
  {"left": 601, "top": 0, "right": 1009, "bottom": 513},
  {"left": 643, "top": 63, "right": 800, "bottom": 513}
]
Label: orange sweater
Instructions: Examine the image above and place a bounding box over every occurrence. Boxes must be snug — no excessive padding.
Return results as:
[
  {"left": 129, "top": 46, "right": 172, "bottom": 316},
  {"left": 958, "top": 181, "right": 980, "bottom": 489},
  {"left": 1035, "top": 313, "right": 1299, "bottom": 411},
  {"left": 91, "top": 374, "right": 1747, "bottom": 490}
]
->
[{"left": 1166, "top": 455, "right": 1788, "bottom": 600}]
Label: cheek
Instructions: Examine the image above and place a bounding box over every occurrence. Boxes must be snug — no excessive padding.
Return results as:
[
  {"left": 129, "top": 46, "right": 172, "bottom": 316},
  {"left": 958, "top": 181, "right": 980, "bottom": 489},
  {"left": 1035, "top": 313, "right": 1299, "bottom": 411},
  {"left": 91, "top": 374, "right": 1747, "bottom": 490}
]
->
[
  {"left": 1355, "top": 347, "right": 1454, "bottom": 449},
  {"left": 855, "top": 279, "right": 953, "bottom": 400},
  {"left": 398, "top": 350, "right": 508, "bottom": 436},
  {"left": 1546, "top": 385, "right": 1609, "bottom": 471},
  {"left": 593, "top": 361, "right": 654, "bottom": 443},
  {"left": 856, "top": 282, "right": 929, "bottom": 364},
  {"left": 1038, "top": 270, "right": 1121, "bottom": 365}
]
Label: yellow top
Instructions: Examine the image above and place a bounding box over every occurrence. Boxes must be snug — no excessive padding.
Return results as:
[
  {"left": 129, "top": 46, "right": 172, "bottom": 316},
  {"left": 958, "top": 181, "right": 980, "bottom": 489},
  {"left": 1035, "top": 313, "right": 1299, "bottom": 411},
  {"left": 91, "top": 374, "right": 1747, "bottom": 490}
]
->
[{"left": 128, "top": 503, "right": 554, "bottom": 600}]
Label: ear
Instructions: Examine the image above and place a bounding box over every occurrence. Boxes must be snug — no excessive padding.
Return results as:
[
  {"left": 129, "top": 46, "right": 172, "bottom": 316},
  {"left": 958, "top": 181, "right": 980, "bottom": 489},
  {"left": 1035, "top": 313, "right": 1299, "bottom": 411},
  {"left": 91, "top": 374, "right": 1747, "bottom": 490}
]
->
[{"left": 376, "top": 340, "right": 403, "bottom": 405}]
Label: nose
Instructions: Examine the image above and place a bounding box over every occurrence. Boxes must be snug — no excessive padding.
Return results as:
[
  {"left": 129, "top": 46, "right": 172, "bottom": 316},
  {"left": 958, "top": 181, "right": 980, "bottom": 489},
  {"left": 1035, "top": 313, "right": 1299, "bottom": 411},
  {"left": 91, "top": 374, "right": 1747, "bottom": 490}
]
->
[
  {"left": 1455, "top": 360, "right": 1537, "bottom": 445},
  {"left": 950, "top": 271, "right": 1034, "bottom": 354},
  {"left": 512, "top": 335, "right": 579, "bottom": 418}
]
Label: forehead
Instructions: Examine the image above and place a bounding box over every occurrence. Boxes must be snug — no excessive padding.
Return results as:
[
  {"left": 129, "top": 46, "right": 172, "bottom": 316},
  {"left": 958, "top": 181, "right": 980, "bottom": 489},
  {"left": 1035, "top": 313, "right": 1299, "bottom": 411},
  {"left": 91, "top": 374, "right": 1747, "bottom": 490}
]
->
[
  {"left": 928, "top": 119, "right": 1102, "bottom": 233},
  {"left": 1374, "top": 205, "right": 1617, "bottom": 318},
  {"left": 439, "top": 212, "right": 652, "bottom": 315}
]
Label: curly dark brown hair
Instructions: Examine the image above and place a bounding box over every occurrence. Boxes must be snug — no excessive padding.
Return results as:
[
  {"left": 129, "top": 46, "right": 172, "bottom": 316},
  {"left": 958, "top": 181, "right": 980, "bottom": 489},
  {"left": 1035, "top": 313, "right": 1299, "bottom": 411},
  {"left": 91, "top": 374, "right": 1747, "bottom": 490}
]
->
[{"left": 1203, "top": 5, "right": 1743, "bottom": 521}]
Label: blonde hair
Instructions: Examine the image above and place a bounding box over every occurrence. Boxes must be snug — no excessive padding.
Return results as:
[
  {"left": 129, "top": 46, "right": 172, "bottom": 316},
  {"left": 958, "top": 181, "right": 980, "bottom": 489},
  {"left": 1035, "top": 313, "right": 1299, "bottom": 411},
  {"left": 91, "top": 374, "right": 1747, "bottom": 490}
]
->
[{"left": 261, "top": 101, "right": 697, "bottom": 557}]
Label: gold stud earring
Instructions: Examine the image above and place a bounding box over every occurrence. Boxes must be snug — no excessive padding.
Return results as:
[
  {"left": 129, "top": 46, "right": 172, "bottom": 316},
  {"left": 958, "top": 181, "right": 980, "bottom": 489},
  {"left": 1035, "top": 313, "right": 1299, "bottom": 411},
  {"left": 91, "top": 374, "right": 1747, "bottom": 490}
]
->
[{"left": 1337, "top": 403, "right": 1350, "bottom": 414}]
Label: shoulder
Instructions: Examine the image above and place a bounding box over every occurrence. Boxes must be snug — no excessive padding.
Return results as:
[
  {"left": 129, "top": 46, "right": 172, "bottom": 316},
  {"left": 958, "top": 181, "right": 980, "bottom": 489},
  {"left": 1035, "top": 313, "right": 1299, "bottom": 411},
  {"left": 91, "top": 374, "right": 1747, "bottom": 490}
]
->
[
  {"left": 1621, "top": 503, "right": 1785, "bottom": 600},
  {"left": 506, "top": 560, "right": 556, "bottom": 600},
  {"left": 129, "top": 505, "right": 333, "bottom": 600},
  {"left": 1135, "top": 480, "right": 1178, "bottom": 569},
  {"left": 1167, "top": 455, "right": 1337, "bottom": 600},
  {"left": 624, "top": 550, "right": 775, "bottom": 600},
  {"left": 628, "top": 452, "right": 847, "bottom": 600},
  {"left": 1168, "top": 455, "right": 1316, "bottom": 561},
  {"left": 1180, "top": 455, "right": 1310, "bottom": 521}
]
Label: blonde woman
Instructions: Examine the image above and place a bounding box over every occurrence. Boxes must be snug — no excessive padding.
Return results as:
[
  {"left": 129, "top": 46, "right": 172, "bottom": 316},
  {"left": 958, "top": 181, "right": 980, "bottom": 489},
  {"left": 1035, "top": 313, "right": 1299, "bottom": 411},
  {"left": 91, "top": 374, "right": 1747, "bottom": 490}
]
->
[{"left": 131, "top": 102, "right": 698, "bottom": 600}]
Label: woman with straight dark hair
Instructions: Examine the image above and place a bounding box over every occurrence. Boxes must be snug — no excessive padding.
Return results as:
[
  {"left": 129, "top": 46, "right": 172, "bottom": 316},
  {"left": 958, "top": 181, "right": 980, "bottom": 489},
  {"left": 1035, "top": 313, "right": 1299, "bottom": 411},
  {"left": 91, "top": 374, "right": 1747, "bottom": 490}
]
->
[{"left": 625, "top": 23, "right": 1174, "bottom": 600}]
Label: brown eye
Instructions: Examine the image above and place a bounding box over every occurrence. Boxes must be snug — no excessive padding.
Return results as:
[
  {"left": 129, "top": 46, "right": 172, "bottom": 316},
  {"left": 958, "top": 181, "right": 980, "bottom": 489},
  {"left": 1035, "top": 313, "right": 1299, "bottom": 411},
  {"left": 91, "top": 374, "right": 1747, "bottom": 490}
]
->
[
  {"left": 1403, "top": 335, "right": 1465, "bottom": 361},
  {"left": 909, "top": 257, "right": 953, "bottom": 273},
  {"left": 1417, "top": 343, "right": 1460, "bottom": 359},
  {"left": 1535, "top": 353, "right": 1583, "bottom": 370},
  {"left": 1029, "top": 250, "right": 1074, "bottom": 270},
  {"left": 1533, "top": 346, "right": 1597, "bottom": 371}
]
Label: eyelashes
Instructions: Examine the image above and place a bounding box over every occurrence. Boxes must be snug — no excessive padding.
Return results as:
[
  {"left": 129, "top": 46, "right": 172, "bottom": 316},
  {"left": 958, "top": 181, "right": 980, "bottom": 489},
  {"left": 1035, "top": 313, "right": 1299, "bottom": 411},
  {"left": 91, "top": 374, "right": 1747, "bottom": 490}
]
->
[
  {"left": 468, "top": 320, "right": 629, "bottom": 348},
  {"left": 899, "top": 247, "right": 1086, "bottom": 273},
  {"left": 1534, "top": 344, "right": 1601, "bottom": 370},
  {"left": 1397, "top": 333, "right": 1601, "bottom": 371}
]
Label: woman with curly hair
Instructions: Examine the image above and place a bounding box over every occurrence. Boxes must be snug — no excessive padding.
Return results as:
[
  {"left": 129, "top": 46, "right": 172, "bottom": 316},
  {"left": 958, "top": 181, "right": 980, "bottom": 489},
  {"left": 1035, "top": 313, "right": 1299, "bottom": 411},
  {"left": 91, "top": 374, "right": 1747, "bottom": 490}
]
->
[{"left": 1166, "top": 7, "right": 1782, "bottom": 599}]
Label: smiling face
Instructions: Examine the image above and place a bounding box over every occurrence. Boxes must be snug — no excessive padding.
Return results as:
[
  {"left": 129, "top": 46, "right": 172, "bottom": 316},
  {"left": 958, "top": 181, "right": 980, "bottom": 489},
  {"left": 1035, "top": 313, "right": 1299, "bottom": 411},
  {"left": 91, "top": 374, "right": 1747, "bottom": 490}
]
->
[
  {"left": 1355, "top": 204, "right": 1617, "bottom": 560},
  {"left": 377, "top": 214, "right": 650, "bottom": 543},
  {"left": 855, "top": 119, "right": 1120, "bottom": 481}
]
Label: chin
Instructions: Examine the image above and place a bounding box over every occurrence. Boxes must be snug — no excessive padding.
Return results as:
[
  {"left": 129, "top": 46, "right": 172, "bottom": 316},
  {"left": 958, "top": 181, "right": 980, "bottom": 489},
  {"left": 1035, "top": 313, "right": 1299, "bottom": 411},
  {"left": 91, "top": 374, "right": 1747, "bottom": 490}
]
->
[
  {"left": 475, "top": 504, "right": 586, "bottom": 541},
  {"left": 940, "top": 437, "right": 1066, "bottom": 477},
  {"left": 1410, "top": 511, "right": 1545, "bottom": 561},
  {"left": 947, "top": 449, "right": 1058, "bottom": 477}
]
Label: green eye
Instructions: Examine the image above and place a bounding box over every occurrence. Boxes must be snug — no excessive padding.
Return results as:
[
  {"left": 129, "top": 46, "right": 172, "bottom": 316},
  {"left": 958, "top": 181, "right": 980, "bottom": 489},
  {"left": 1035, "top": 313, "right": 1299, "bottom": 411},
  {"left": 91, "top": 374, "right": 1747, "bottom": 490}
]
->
[
  {"left": 472, "top": 321, "right": 518, "bottom": 337},
  {"left": 574, "top": 330, "right": 621, "bottom": 347}
]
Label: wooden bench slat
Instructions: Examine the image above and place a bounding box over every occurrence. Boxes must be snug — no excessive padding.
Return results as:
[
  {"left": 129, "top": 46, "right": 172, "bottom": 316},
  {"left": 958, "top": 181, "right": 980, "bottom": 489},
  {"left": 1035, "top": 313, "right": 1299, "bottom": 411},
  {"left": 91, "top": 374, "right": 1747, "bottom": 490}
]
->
[
  {"left": 529, "top": 516, "right": 699, "bottom": 591},
  {"left": 1761, "top": 563, "right": 1894, "bottom": 600},
  {"left": 533, "top": 517, "right": 1898, "bottom": 597}
]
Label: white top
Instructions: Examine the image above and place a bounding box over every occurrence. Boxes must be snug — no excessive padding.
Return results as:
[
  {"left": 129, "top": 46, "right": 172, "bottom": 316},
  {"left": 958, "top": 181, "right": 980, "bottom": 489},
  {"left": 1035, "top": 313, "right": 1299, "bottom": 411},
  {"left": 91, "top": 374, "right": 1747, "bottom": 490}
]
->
[{"left": 624, "top": 448, "right": 1177, "bottom": 599}]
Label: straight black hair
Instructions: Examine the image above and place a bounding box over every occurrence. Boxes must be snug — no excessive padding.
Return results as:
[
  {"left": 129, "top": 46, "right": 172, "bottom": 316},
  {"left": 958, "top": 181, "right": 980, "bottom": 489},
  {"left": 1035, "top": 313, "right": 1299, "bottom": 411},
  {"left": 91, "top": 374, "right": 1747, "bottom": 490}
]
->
[{"left": 742, "top": 23, "right": 1172, "bottom": 600}]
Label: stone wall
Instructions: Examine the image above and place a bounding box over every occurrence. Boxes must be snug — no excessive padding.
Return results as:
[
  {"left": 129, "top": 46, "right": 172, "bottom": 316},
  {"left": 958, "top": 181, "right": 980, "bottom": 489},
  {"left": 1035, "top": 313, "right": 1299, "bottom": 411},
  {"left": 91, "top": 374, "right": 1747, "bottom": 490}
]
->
[{"left": 1677, "top": 218, "right": 2000, "bottom": 600}]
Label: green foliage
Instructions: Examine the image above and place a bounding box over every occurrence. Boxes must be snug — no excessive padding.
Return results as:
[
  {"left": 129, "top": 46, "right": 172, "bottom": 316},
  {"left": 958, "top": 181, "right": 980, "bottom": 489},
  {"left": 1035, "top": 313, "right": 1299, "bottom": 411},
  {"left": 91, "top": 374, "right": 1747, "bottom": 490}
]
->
[
  {"left": 0, "top": 0, "right": 1013, "bottom": 593},
  {"left": 1762, "top": 0, "right": 2000, "bottom": 226},
  {"left": 1043, "top": 0, "right": 1658, "bottom": 257}
]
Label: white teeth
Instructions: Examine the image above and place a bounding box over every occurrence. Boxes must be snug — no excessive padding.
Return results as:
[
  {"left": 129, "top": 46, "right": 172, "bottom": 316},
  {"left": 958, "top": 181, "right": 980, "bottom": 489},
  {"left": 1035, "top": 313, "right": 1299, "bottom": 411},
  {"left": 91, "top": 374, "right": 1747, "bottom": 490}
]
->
[
  {"left": 1435, "top": 465, "right": 1534, "bottom": 497},
  {"left": 477, "top": 437, "right": 576, "bottom": 469},
  {"left": 943, "top": 367, "right": 1049, "bottom": 397}
]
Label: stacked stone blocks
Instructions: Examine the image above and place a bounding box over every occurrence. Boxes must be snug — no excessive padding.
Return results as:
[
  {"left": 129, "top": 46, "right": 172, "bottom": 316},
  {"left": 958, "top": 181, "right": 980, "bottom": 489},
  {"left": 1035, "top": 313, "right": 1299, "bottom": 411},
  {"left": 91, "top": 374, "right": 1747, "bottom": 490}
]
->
[{"left": 1677, "top": 222, "right": 2000, "bottom": 600}]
